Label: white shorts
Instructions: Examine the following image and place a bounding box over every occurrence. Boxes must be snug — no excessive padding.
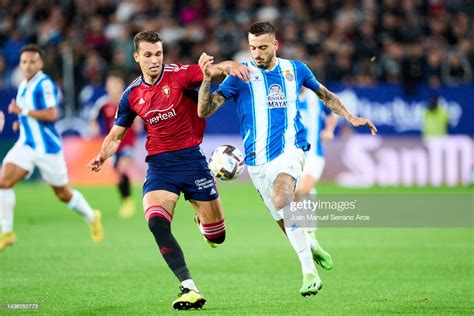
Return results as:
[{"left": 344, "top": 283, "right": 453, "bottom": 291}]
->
[
  {"left": 302, "top": 154, "right": 326, "bottom": 181},
  {"left": 3, "top": 143, "right": 69, "bottom": 187},
  {"left": 247, "top": 148, "right": 305, "bottom": 221}
]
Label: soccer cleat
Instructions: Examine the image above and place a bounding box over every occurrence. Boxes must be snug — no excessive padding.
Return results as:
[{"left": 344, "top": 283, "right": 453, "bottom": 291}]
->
[
  {"left": 172, "top": 287, "right": 206, "bottom": 310},
  {"left": 193, "top": 215, "right": 218, "bottom": 248},
  {"left": 118, "top": 197, "right": 136, "bottom": 219},
  {"left": 0, "top": 231, "right": 17, "bottom": 251},
  {"left": 300, "top": 274, "right": 323, "bottom": 297},
  {"left": 309, "top": 232, "right": 333, "bottom": 270},
  {"left": 89, "top": 210, "right": 104, "bottom": 244}
]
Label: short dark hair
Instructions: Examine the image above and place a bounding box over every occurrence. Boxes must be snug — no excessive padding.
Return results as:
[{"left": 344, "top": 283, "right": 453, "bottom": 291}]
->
[
  {"left": 133, "top": 31, "right": 163, "bottom": 51},
  {"left": 248, "top": 22, "right": 276, "bottom": 36},
  {"left": 20, "top": 44, "right": 44, "bottom": 59},
  {"left": 106, "top": 71, "right": 125, "bottom": 82}
]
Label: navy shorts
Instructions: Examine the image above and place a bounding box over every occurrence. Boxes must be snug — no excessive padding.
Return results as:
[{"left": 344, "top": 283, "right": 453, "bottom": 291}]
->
[{"left": 143, "top": 146, "right": 219, "bottom": 201}]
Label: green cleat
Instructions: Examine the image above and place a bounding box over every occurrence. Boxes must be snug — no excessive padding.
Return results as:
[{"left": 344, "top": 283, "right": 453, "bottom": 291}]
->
[
  {"left": 193, "top": 215, "right": 218, "bottom": 248},
  {"left": 300, "top": 274, "right": 323, "bottom": 297},
  {"left": 309, "top": 232, "right": 333, "bottom": 270},
  {"left": 172, "top": 287, "right": 206, "bottom": 310}
]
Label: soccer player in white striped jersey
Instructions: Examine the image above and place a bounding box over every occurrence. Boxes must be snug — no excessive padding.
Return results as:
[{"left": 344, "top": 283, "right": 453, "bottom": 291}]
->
[
  {"left": 0, "top": 44, "right": 103, "bottom": 251},
  {"left": 197, "top": 22, "right": 377, "bottom": 296}
]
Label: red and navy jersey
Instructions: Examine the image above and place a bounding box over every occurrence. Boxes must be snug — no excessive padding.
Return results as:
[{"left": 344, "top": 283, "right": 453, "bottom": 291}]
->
[
  {"left": 99, "top": 101, "right": 136, "bottom": 152},
  {"left": 115, "top": 64, "right": 205, "bottom": 159}
]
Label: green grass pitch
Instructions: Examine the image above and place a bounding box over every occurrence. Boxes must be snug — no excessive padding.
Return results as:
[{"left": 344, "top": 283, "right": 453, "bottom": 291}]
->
[{"left": 1, "top": 182, "right": 473, "bottom": 314}]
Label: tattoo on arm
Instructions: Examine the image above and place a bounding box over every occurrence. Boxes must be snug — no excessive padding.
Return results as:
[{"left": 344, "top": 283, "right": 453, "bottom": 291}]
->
[
  {"left": 315, "top": 85, "right": 353, "bottom": 121},
  {"left": 198, "top": 78, "right": 226, "bottom": 117}
]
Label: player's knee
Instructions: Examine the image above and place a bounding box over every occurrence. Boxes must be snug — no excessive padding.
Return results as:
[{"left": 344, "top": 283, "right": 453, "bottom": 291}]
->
[
  {"left": 201, "top": 219, "right": 226, "bottom": 244},
  {"left": 271, "top": 191, "right": 293, "bottom": 210},
  {"left": 55, "top": 190, "right": 71, "bottom": 203},
  {"left": 0, "top": 179, "right": 14, "bottom": 189},
  {"left": 146, "top": 206, "right": 173, "bottom": 236}
]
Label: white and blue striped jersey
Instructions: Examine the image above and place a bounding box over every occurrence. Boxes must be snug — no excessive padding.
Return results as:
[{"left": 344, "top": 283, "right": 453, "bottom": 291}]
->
[
  {"left": 217, "top": 58, "right": 321, "bottom": 166},
  {"left": 16, "top": 71, "right": 62, "bottom": 154},
  {"left": 299, "top": 88, "right": 332, "bottom": 157}
]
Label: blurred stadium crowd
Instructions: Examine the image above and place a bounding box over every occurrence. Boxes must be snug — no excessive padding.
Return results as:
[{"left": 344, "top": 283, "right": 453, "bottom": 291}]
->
[{"left": 0, "top": 0, "right": 472, "bottom": 107}]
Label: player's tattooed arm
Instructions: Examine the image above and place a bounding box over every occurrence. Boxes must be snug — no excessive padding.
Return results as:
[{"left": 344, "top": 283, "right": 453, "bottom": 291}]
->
[
  {"left": 315, "top": 85, "right": 352, "bottom": 120},
  {"left": 198, "top": 53, "right": 227, "bottom": 118},
  {"left": 197, "top": 76, "right": 226, "bottom": 118},
  {"left": 88, "top": 125, "right": 128, "bottom": 172},
  {"left": 316, "top": 84, "right": 378, "bottom": 135}
]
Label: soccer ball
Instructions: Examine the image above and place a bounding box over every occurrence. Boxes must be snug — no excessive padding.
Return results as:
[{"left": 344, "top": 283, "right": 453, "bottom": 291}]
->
[{"left": 209, "top": 145, "right": 245, "bottom": 180}]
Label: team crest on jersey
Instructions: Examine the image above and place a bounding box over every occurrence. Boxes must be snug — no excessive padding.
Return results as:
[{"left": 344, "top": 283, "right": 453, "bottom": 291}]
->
[
  {"left": 162, "top": 86, "right": 170, "bottom": 97},
  {"left": 285, "top": 70, "right": 294, "bottom": 81},
  {"left": 267, "top": 84, "right": 287, "bottom": 108}
]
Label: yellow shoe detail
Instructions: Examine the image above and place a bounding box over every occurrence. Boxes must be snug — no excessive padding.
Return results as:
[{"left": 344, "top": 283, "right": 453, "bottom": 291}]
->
[
  {"left": 0, "top": 231, "right": 17, "bottom": 251},
  {"left": 172, "top": 287, "right": 206, "bottom": 310},
  {"left": 118, "top": 197, "right": 136, "bottom": 219},
  {"left": 89, "top": 210, "right": 104, "bottom": 244}
]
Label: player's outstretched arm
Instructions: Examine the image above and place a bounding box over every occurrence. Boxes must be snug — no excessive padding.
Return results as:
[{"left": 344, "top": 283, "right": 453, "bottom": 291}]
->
[
  {"left": 198, "top": 52, "right": 249, "bottom": 82},
  {"left": 88, "top": 125, "right": 128, "bottom": 172},
  {"left": 211, "top": 61, "right": 250, "bottom": 82},
  {"left": 316, "top": 85, "right": 378, "bottom": 135},
  {"left": 8, "top": 99, "right": 58, "bottom": 122},
  {"left": 197, "top": 54, "right": 227, "bottom": 118}
]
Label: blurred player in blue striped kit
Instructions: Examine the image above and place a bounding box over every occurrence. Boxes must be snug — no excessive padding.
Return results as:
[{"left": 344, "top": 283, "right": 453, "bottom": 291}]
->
[
  {"left": 198, "top": 22, "right": 377, "bottom": 296},
  {"left": 296, "top": 87, "right": 338, "bottom": 270},
  {"left": 0, "top": 44, "right": 103, "bottom": 251},
  {"left": 297, "top": 88, "right": 337, "bottom": 196}
]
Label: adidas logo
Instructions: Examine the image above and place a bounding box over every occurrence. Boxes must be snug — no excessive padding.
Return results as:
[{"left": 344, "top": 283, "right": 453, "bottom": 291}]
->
[
  {"left": 160, "top": 246, "right": 171, "bottom": 254},
  {"left": 139, "top": 98, "right": 145, "bottom": 105},
  {"left": 210, "top": 188, "right": 216, "bottom": 195}
]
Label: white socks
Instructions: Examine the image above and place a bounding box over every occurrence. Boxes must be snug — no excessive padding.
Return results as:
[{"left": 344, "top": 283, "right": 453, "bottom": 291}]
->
[
  {"left": 67, "top": 190, "right": 95, "bottom": 223},
  {"left": 0, "top": 189, "right": 95, "bottom": 233},
  {"left": 0, "top": 189, "right": 15, "bottom": 234},
  {"left": 181, "top": 279, "right": 199, "bottom": 293},
  {"left": 278, "top": 209, "right": 317, "bottom": 276},
  {"left": 306, "top": 187, "right": 318, "bottom": 252}
]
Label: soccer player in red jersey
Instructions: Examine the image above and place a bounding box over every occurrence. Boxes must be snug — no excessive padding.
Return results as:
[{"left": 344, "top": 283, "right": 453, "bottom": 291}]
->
[
  {"left": 89, "top": 74, "right": 139, "bottom": 218},
  {"left": 88, "top": 31, "right": 249, "bottom": 310}
]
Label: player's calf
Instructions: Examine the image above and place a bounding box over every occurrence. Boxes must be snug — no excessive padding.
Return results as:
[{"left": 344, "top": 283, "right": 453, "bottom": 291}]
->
[
  {"left": 201, "top": 219, "right": 226, "bottom": 244},
  {"left": 194, "top": 215, "right": 226, "bottom": 246},
  {"left": 118, "top": 174, "right": 131, "bottom": 199},
  {"left": 146, "top": 205, "right": 193, "bottom": 282}
]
